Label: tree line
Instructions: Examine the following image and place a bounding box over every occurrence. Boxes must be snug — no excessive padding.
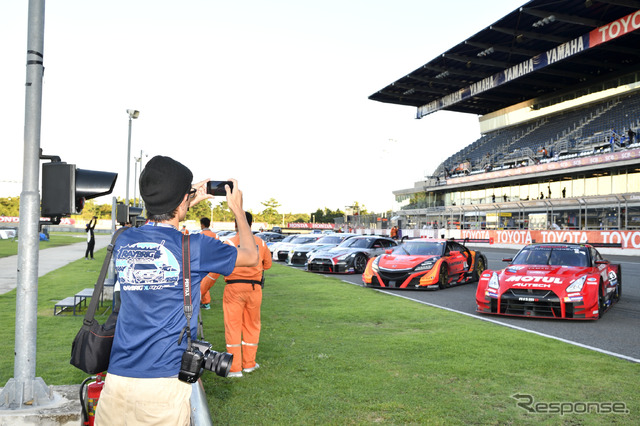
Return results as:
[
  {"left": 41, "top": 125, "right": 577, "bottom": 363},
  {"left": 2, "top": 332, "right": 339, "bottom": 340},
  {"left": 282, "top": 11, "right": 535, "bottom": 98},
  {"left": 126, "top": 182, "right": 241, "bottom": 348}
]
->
[{"left": 0, "top": 196, "right": 363, "bottom": 226}]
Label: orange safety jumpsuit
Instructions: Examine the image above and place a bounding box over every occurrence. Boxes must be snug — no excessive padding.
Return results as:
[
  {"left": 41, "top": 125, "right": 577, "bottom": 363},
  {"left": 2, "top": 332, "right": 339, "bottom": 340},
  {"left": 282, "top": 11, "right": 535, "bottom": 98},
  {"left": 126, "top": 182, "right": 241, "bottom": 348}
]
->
[
  {"left": 199, "top": 229, "right": 218, "bottom": 305},
  {"left": 223, "top": 234, "right": 272, "bottom": 373}
]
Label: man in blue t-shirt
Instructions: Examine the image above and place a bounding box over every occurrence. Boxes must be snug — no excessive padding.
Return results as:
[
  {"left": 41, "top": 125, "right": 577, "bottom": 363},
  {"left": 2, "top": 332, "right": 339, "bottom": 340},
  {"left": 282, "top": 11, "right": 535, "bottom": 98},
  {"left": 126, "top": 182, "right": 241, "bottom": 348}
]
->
[{"left": 95, "top": 156, "right": 258, "bottom": 426}]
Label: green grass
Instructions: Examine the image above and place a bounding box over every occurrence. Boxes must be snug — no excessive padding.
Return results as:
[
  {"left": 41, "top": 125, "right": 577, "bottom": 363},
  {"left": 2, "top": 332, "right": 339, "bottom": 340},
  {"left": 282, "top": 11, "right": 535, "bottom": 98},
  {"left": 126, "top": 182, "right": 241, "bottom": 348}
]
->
[
  {"left": 0, "top": 232, "right": 87, "bottom": 258},
  {"left": 0, "top": 254, "right": 638, "bottom": 424}
]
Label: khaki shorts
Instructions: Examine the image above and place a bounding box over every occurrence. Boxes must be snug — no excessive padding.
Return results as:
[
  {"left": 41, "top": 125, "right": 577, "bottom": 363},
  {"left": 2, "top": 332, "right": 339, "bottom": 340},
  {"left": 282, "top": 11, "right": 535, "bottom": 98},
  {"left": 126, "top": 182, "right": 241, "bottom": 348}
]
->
[{"left": 94, "top": 373, "right": 191, "bottom": 426}]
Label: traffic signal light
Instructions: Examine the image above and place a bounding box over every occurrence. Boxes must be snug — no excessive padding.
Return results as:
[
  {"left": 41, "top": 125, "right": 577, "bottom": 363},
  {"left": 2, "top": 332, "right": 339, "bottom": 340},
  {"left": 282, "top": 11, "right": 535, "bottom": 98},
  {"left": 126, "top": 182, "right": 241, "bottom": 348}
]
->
[
  {"left": 116, "top": 204, "right": 143, "bottom": 226},
  {"left": 41, "top": 162, "right": 117, "bottom": 219}
]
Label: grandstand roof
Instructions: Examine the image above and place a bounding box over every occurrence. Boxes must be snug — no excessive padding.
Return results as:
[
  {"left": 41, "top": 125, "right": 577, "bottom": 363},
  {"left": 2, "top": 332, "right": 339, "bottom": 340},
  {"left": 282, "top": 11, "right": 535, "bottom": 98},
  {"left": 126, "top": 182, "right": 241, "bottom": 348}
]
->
[{"left": 369, "top": 0, "right": 640, "bottom": 117}]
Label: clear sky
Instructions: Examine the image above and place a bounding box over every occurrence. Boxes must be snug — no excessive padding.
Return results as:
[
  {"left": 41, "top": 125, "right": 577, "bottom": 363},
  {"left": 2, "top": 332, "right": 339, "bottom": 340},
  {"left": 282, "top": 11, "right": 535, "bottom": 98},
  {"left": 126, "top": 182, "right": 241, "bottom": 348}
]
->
[{"left": 0, "top": 0, "right": 525, "bottom": 215}]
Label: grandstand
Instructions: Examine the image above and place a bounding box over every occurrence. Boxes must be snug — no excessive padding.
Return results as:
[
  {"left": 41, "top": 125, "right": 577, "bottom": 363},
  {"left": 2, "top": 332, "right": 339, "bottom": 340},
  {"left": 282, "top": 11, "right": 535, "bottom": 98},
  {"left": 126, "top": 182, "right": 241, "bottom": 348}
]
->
[
  {"left": 440, "top": 90, "right": 640, "bottom": 176},
  {"left": 367, "top": 0, "right": 640, "bottom": 237}
]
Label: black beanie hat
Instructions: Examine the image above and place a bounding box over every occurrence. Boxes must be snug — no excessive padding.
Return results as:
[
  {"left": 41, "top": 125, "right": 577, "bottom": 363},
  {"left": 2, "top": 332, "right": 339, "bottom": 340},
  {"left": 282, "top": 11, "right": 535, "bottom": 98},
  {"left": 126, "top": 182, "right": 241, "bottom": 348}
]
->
[{"left": 139, "top": 156, "right": 193, "bottom": 215}]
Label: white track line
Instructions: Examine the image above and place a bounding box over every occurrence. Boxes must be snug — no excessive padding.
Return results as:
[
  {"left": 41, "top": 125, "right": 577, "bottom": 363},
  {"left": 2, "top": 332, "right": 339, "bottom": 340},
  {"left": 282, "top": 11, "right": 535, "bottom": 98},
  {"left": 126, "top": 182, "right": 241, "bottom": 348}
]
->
[{"left": 343, "top": 280, "right": 640, "bottom": 364}]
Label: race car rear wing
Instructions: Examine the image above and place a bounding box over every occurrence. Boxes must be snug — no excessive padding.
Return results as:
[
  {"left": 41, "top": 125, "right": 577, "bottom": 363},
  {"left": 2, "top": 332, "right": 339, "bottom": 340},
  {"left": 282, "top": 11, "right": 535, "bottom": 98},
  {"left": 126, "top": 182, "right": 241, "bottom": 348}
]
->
[
  {"left": 586, "top": 242, "right": 623, "bottom": 248},
  {"left": 409, "top": 237, "right": 494, "bottom": 244},
  {"left": 451, "top": 238, "right": 493, "bottom": 245}
]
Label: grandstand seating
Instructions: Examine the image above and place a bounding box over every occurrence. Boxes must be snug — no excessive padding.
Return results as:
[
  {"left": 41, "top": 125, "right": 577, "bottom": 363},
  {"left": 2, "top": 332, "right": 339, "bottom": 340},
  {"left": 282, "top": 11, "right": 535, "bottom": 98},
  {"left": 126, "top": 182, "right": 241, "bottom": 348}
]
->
[{"left": 440, "top": 91, "right": 640, "bottom": 177}]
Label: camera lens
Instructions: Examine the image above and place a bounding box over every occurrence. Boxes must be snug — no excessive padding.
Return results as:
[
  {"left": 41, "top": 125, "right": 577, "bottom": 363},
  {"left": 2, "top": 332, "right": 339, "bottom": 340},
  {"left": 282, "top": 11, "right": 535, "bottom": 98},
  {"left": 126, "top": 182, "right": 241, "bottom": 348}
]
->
[{"left": 203, "top": 351, "right": 233, "bottom": 377}]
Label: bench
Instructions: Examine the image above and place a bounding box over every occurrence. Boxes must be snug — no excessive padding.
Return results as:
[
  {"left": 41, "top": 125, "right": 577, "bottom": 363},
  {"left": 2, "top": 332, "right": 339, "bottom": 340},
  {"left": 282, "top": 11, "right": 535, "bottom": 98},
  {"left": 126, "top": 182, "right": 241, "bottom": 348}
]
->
[
  {"left": 54, "top": 297, "right": 84, "bottom": 316},
  {"left": 53, "top": 288, "right": 96, "bottom": 316},
  {"left": 74, "top": 288, "right": 95, "bottom": 312}
]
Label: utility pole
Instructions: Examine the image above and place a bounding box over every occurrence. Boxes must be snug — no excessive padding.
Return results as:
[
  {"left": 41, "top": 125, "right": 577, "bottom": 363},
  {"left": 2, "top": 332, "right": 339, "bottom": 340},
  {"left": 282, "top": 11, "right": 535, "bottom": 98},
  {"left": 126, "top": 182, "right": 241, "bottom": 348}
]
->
[{"left": 0, "top": 0, "right": 57, "bottom": 409}]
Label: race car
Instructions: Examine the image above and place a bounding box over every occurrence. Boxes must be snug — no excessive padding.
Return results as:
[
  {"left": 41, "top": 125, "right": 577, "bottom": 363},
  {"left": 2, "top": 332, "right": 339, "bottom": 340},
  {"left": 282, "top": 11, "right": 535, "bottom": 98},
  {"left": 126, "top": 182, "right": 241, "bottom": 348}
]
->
[
  {"left": 476, "top": 243, "right": 622, "bottom": 320},
  {"left": 286, "top": 233, "right": 357, "bottom": 266},
  {"left": 273, "top": 234, "right": 322, "bottom": 261},
  {"left": 362, "top": 238, "right": 488, "bottom": 290},
  {"left": 307, "top": 235, "right": 397, "bottom": 274}
]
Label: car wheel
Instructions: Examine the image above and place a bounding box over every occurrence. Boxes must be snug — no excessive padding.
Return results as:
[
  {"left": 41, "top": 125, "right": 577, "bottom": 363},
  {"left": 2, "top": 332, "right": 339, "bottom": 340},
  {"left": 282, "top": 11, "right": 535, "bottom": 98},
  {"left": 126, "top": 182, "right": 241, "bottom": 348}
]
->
[
  {"left": 354, "top": 253, "right": 367, "bottom": 274},
  {"left": 613, "top": 271, "right": 622, "bottom": 302},
  {"left": 598, "top": 282, "right": 606, "bottom": 318},
  {"left": 438, "top": 263, "right": 448, "bottom": 289},
  {"left": 614, "top": 280, "right": 621, "bottom": 302},
  {"left": 472, "top": 256, "right": 486, "bottom": 282}
]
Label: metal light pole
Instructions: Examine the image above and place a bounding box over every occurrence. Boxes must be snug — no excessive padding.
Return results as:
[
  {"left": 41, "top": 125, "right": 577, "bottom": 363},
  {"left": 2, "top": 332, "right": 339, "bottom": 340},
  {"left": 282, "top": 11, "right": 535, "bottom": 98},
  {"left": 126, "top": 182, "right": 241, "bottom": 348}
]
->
[
  {"left": 0, "top": 0, "right": 56, "bottom": 410},
  {"left": 125, "top": 109, "right": 139, "bottom": 207},
  {"left": 133, "top": 149, "right": 147, "bottom": 207}
]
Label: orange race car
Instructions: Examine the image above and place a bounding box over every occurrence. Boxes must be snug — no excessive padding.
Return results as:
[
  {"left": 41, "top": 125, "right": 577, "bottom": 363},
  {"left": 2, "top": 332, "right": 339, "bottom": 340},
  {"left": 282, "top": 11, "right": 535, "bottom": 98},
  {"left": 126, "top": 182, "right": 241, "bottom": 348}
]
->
[{"left": 362, "top": 238, "right": 488, "bottom": 290}]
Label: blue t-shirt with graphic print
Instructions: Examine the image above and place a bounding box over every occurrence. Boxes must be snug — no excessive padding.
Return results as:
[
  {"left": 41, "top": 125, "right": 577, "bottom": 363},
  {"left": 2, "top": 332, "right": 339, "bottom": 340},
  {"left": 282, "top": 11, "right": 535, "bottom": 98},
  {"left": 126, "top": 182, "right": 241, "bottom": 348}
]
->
[{"left": 108, "top": 223, "right": 237, "bottom": 378}]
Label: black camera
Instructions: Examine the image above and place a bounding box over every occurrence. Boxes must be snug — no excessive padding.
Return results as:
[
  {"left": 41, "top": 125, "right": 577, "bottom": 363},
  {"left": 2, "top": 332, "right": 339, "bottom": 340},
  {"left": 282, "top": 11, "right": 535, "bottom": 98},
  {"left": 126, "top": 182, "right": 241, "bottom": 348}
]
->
[{"left": 178, "top": 339, "right": 233, "bottom": 383}]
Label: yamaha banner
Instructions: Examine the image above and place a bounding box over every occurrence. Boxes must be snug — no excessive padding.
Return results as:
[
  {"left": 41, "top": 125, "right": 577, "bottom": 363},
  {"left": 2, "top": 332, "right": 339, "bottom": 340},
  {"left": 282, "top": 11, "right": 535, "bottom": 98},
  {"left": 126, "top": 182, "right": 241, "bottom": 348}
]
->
[{"left": 417, "top": 9, "right": 640, "bottom": 118}]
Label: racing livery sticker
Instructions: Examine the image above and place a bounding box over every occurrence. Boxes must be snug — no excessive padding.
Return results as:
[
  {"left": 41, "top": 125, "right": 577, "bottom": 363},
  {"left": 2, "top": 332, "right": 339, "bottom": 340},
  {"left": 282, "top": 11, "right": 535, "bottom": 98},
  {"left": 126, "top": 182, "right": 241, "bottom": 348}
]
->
[
  {"left": 116, "top": 240, "right": 180, "bottom": 291},
  {"left": 506, "top": 276, "right": 564, "bottom": 284}
]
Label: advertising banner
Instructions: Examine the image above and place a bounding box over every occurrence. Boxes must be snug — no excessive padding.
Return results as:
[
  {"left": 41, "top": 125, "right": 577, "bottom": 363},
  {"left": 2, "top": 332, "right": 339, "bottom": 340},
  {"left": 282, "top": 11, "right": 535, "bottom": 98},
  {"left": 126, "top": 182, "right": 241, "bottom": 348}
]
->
[
  {"left": 417, "top": 9, "right": 640, "bottom": 117},
  {"left": 461, "top": 229, "right": 640, "bottom": 249},
  {"left": 287, "top": 223, "right": 334, "bottom": 230},
  {"left": 0, "top": 216, "right": 75, "bottom": 225}
]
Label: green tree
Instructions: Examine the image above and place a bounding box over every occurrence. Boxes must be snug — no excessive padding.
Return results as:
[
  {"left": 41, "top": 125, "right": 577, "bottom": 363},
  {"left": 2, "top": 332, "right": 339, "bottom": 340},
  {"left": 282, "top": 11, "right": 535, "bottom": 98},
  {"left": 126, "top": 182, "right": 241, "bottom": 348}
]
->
[
  {"left": 311, "top": 208, "right": 325, "bottom": 223},
  {"left": 349, "top": 201, "right": 369, "bottom": 216},
  {"left": 0, "top": 197, "right": 20, "bottom": 217},
  {"left": 310, "top": 207, "right": 345, "bottom": 223},
  {"left": 285, "top": 213, "right": 310, "bottom": 223},
  {"left": 211, "top": 201, "right": 233, "bottom": 222},
  {"left": 186, "top": 200, "right": 213, "bottom": 222},
  {"left": 261, "top": 198, "right": 281, "bottom": 225}
]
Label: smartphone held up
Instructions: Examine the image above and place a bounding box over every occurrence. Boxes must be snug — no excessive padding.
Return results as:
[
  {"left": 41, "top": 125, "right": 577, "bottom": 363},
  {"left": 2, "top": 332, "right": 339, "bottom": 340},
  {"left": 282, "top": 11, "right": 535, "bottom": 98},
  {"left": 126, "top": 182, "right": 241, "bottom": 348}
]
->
[{"left": 206, "top": 180, "right": 233, "bottom": 196}]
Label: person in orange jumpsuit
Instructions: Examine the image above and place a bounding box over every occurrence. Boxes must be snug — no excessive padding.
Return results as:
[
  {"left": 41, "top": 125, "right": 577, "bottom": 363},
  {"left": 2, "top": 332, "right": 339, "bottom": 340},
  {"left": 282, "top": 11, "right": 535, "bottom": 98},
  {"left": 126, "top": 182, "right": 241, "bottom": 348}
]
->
[
  {"left": 390, "top": 225, "right": 398, "bottom": 240},
  {"left": 199, "top": 217, "right": 218, "bottom": 310},
  {"left": 223, "top": 212, "right": 271, "bottom": 377}
]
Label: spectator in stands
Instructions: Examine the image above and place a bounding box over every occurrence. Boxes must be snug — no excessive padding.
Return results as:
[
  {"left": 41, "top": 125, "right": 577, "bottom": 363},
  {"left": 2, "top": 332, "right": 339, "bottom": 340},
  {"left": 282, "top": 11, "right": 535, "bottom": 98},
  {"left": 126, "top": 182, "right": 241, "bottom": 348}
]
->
[
  {"left": 562, "top": 187, "right": 566, "bottom": 198},
  {"left": 628, "top": 128, "right": 636, "bottom": 146},
  {"left": 609, "top": 129, "right": 619, "bottom": 152}
]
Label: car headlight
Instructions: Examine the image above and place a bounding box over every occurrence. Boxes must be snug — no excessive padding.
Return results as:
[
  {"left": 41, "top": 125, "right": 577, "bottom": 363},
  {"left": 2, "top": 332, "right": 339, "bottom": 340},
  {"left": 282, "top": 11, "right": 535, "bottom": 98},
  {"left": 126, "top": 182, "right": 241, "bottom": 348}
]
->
[
  {"left": 336, "top": 253, "right": 353, "bottom": 261},
  {"left": 566, "top": 275, "right": 586, "bottom": 293},
  {"left": 414, "top": 259, "right": 436, "bottom": 272},
  {"left": 488, "top": 272, "right": 500, "bottom": 289}
]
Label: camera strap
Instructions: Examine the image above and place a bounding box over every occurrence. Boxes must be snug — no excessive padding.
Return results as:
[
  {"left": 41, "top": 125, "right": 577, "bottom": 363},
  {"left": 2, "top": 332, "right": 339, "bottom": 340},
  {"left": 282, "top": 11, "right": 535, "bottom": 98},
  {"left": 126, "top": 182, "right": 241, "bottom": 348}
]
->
[{"left": 177, "top": 233, "right": 193, "bottom": 348}]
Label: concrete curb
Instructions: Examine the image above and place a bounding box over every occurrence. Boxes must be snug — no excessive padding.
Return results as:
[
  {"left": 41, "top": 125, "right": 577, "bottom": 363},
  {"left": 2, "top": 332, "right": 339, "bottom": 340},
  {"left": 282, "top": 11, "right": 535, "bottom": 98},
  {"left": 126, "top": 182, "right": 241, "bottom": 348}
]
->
[{"left": 0, "top": 385, "right": 81, "bottom": 426}]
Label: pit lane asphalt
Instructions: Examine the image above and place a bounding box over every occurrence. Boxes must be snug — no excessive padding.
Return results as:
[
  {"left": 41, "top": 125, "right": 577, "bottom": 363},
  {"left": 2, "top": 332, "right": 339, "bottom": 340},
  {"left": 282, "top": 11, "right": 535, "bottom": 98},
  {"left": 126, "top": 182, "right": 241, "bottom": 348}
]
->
[{"left": 289, "top": 247, "right": 640, "bottom": 363}]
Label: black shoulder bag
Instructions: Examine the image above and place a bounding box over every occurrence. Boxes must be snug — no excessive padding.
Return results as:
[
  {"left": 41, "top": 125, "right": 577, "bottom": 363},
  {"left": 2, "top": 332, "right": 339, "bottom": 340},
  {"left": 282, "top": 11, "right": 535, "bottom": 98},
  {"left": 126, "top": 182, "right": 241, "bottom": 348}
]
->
[{"left": 70, "top": 227, "right": 127, "bottom": 374}]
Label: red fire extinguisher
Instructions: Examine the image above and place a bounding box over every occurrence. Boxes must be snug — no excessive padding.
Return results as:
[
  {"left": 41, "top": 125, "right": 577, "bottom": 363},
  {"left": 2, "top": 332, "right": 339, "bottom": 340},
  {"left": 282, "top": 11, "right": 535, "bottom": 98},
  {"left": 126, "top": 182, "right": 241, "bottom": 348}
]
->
[{"left": 80, "top": 373, "right": 106, "bottom": 426}]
